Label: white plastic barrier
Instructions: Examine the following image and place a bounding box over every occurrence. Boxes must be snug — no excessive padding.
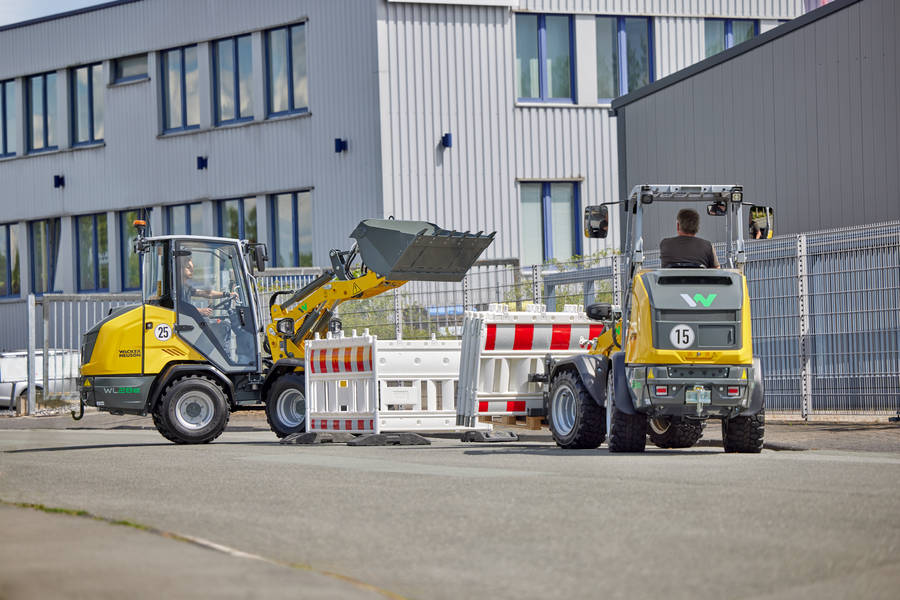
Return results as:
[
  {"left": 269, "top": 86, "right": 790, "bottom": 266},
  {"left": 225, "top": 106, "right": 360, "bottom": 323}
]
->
[
  {"left": 305, "top": 331, "right": 490, "bottom": 434},
  {"left": 456, "top": 304, "right": 603, "bottom": 427}
]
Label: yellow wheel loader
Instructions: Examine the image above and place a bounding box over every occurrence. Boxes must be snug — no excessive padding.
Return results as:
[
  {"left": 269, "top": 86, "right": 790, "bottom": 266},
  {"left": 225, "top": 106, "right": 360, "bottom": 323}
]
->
[
  {"left": 542, "top": 185, "right": 765, "bottom": 453},
  {"left": 77, "top": 219, "right": 493, "bottom": 444}
]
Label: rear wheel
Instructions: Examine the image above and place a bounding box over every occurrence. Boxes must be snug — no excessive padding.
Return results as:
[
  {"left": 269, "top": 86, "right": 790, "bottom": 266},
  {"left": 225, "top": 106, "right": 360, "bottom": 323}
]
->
[
  {"left": 265, "top": 373, "right": 307, "bottom": 439},
  {"left": 153, "top": 375, "right": 229, "bottom": 444},
  {"left": 606, "top": 372, "right": 647, "bottom": 453},
  {"left": 648, "top": 417, "right": 705, "bottom": 449},
  {"left": 548, "top": 371, "right": 605, "bottom": 449},
  {"left": 722, "top": 407, "right": 765, "bottom": 453}
]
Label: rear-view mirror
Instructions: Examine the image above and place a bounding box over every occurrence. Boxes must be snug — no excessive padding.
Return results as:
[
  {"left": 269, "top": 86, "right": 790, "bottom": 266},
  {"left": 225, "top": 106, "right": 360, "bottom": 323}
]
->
[
  {"left": 254, "top": 245, "right": 268, "bottom": 273},
  {"left": 707, "top": 202, "right": 727, "bottom": 216},
  {"left": 749, "top": 206, "right": 775, "bottom": 240},
  {"left": 584, "top": 205, "right": 609, "bottom": 239}
]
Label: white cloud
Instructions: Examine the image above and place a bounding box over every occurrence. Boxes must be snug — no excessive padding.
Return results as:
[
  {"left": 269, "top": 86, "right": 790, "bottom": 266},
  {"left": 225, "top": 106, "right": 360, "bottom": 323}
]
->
[{"left": 0, "top": 0, "right": 106, "bottom": 27}]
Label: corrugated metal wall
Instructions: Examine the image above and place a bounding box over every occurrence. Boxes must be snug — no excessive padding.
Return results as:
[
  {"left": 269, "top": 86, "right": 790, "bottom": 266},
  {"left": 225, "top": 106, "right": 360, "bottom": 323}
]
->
[
  {"left": 517, "top": 0, "right": 803, "bottom": 18},
  {"left": 0, "top": 0, "right": 384, "bottom": 266},
  {"left": 616, "top": 0, "right": 899, "bottom": 248}
]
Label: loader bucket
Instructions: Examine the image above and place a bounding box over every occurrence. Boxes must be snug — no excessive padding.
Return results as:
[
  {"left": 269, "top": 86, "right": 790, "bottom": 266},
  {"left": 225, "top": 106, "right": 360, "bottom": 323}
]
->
[{"left": 351, "top": 219, "right": 495, "bottom": 282}]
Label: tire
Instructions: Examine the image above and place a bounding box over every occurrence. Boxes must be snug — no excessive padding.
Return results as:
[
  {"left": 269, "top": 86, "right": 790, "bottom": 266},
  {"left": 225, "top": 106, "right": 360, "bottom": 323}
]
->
[
  {"left": 152, "top": 375, "right": 230, "bottom": 444},
  {"left": 722, "top": 407, "right": 765, "bottom": 453},
  {"left": 547, "top": 371, "right": 605, "bottom": 449},
  {"left": 648, "top": 417, "right": 705, "bottom": 449},
  {"left": 606, "top": 371, "right": 647, "bottom": 453},
  {"left": 265, "top": 373, "right": 307, "bottom": 439}
]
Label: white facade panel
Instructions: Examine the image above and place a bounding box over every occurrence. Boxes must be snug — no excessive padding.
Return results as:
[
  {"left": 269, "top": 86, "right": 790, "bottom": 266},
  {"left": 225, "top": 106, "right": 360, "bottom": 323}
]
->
[{"left": 519, "top": 1, "right": 805, "bottom": 18}]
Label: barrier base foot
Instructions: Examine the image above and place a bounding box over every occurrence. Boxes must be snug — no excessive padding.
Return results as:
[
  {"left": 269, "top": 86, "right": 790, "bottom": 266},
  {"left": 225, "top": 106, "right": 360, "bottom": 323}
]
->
[
  {"left": 348, "top": 433, "right": 431, "bottom": 446},
  {"left": 461, "top": 430, "right": 519, "bottom": 443},
  {"left": 281, "top": 432, "right": 357, "bottom": 445},
  {"left": 890, "top": 416, "right": 900, "bottom": 423}
]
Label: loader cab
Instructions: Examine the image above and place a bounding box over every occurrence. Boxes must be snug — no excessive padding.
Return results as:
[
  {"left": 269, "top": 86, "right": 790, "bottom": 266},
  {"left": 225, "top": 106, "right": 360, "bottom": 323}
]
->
[{"left": 142, "top": 237, "right": 261, "bottom": 373}]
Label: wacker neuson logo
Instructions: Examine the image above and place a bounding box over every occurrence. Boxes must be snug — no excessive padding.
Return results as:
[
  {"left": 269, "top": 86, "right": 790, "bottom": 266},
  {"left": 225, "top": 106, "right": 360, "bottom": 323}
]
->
[{"left": 681, "top": 293, "right": 717, "bottom": 308}]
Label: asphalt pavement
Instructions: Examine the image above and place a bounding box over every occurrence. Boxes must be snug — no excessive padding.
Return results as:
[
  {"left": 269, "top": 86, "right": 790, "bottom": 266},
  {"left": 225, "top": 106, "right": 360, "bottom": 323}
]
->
[{"left": 1, "top": 412, "right": 899, "bottom": 600}]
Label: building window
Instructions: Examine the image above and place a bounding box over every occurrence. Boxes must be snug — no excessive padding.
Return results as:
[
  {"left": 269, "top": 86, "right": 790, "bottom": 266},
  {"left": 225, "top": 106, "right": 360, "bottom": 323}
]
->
[
  {"left": 266, "top": 22, "right": 308, "bottom": 116},
  {"left": 215, "top": 35, "right": 254, "bottom": 124},
  {"left": 270, "top": 191, "right": 312, "bottom": 267},
  {"left": 1, "top": 80, "right": 15, "bottom": 158},
  {"left": 161, "top": 45, "right": 199, "bottom": 132},
  {"left": 520, "top": 182, "right": 580, "bottom": 266},
  {"left": 167, "top": 203, "right": 203, "bottom": 235},
  {"left": 516, "top": 14, "right": 574, "bottom": 103},
  {"left": 218, "top": 198, "right": 257, "bottom": 242},
  {"left": 705, "top": 19, "right": 758, "bottom": 58},
  {"left": 77, "top": 213, "right": 109, "bottom": 293},
  {"left": 28, "top": 72, "right": 58, "bottom": 152},
  {"left": 31, "top": 218, "right": 60, "bottom": 295},
  {"left": 72, "top": 63, "right": 104, "bottom": 145},
  {"left": 120, "top": 209, "right": 152, "bottom": 291},
  {"left": 0, "top": 223, "right": 20, "bottom": 298},
  {"left": 596, "top": 16, "right": 653, "bottom": 102},
  {"left": 115, "top": 54, "right": 148, "bottom": 83}
]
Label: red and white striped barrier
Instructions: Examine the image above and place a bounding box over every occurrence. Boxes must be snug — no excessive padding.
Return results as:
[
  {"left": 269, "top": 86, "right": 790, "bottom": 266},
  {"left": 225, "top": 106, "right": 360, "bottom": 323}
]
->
[
  {"left": 457, "top": 304, "right": 598, "bottom": 427},
  {"left": 306, "top": 330, "right": 490, "bottom": 434}
]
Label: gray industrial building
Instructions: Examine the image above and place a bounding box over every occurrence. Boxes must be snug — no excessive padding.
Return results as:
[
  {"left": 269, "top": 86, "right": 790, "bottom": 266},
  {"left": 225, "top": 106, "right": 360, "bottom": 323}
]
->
[
  {"left": 0, "top": 0, "right": 807, "bottom": 349},
  {"left": 612, "top": 0, "right": 897, "bottom": 246}
]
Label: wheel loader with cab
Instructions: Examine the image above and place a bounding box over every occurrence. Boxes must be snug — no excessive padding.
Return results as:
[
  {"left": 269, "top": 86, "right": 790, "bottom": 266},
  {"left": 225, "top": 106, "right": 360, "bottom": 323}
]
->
[
  {"left": 77, "top": 219, "right": 494, "bottom": 444},
  {"left": 542, "top": 184, "right": 765, "bottom": 453}
]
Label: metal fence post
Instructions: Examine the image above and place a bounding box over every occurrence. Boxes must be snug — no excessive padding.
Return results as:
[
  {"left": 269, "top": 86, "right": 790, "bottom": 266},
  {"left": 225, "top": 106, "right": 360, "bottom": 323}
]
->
[
  {"left": 394, "top": 287, "right": 402, "bottom": 340},
  {"left": 797, "top": 234, "right": 812, "bottom": 420},
  {"left": 612, "top": 255, "right": 622, "bottom": 306},
  {"left": 25, "top": 294, "right": 36, "bottom": 416},
  {"left": 43, "top": 295, "right": 50, "bottom": 404},
  {"left": 532, "top": 267, "right": 540, "bottom": 309},
  {"left": 463, "top": 273, "right": 470, "bottom": 311}
]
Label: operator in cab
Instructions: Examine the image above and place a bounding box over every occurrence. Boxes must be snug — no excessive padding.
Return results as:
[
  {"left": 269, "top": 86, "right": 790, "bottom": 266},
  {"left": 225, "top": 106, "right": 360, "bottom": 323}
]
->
[
  {"left": 659, "top": 208, "right": 720, "bottom": 269},
  {"left": 179, "top": 258, "right": 238, "bottom": 317}
]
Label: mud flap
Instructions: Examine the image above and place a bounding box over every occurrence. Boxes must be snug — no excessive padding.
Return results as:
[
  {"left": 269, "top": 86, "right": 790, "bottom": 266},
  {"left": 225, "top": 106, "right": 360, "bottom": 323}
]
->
[
  {"left": 351, "top": 219, "right": 495, "bottom": 282},
  {"left": 548, "top": 354, "right": 609, "bottom": 407},
  {"left": 610, "top": 352, "right": 638, "bottom": 415}
]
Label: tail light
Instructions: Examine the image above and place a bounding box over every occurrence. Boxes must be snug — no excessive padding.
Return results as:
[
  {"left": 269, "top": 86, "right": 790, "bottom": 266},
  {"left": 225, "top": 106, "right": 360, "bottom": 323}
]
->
[
  {"left": 655, "top": 385, "right": 668, "bottom": 396},
  {"left": 727, "top": 386, "right": 741, "bottom": 397}
]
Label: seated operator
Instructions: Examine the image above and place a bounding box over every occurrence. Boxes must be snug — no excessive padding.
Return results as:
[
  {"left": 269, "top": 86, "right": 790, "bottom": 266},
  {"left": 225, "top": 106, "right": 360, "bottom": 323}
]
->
[
  {"left": 659, "top": 208, "right": 720, "bottom": 269},
  {"left": 179, "top": 259, "right": 238, "bottom": 317}
]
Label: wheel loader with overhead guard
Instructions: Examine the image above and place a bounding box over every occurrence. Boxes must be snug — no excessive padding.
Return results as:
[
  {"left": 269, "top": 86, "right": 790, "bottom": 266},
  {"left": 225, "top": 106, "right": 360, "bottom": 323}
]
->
[
  {"left": 77, "top": 219, "right": 494, "bottom": 444},
  {"left": 542, "top": 184, "right": 765, "bottom": 453}
]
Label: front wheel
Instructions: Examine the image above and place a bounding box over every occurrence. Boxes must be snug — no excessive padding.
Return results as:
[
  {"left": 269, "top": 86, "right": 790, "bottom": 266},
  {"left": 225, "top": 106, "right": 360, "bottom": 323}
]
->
[
  {"left": 548, "top": 371, "right": 605, "bottom": 449},
  {"left": 265, "top": 373, "right": 307, "bottom": 439},
  {"left": 152, "top": 375, "right": 229, "bottom": 444},
  {"left": 606, "top": 372, "right": 646, "bottom": 453},
  {"left": 648, "top": 417, "right": 705, "bottom": 449}
]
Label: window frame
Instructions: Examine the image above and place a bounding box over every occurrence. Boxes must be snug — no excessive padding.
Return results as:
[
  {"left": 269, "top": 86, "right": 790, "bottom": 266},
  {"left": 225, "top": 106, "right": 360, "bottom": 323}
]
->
[
  {"left": 705, "top": 18, "right": 759, "bottom": 58},
  {"left": 76, "top": 213, "right": 109, "bottom": 293},
  {"left": 217, "top": 198, "right": 257, "bottom": 241},
  {"left": 0, "top": 223, "right": 20, "bottom": 299},
  {"left": 516, "top": 13, "right": 576, "bottom": 104},
  {"left": 265, "top": 22, "right": 310, "bottom": 117},
  {"left": 597, "top": 15, "right": 655, "bottom": 104},
  {"left": 114, "top": 53, "right": 149, "bottom": 84},
  {"left": 161, "top": 44, "right": 200, "bottom": 134},
  {"left": 120, "top": 208, "right": 152, "bottom": 292},
  {"left": 166, "top": 202, "right": 203, "bottom": 236},
  {"left": 521, "top": 181, "right": 582, "bottom": 264},
  {"left": 71, "top": 62, "right": 104, "bottom": 147},
  {"left": 0, "top": 80, "right": 14, "bottom": 158},
  {"left": 214, "top": 34, "right": 254, "bottom": 126},
  {"left": 27, "top": 72, "right": 58, "bottom": 154},
  {"left": 269, "top": 191, "right": 313, "bottom": 268},
  {"left": 30, "top": 218, "right": 60, "bottom": 296}
]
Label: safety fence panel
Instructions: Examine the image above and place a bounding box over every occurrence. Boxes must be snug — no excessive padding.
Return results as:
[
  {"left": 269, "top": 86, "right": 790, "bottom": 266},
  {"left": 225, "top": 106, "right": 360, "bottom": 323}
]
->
[
  {"left": 456, "top": 304, "right": 601, "bottom": 426},
  {"left": 802, "top": 224, "right": 900, "bottom": 415},
  {"left": 305, "top": 332, "right": 379, "bottom": 434},
  {"left": 305, "top": 331, "right": 489, "bottom": 433}
]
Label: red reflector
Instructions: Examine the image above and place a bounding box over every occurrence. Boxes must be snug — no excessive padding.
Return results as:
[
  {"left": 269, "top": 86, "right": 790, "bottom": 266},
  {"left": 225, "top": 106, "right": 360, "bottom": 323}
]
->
[
  {"left": 727, "top": 386, "right": 740, "bottom": 396},
  {"left": 655, "top": 385, "right": 668, "bottom": 396}
]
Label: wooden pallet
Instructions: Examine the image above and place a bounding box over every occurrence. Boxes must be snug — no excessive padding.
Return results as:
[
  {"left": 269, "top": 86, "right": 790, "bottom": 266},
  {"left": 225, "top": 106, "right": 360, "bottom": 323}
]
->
[{"left": 478, "top": 415, "right": 547, "bottom": 431}]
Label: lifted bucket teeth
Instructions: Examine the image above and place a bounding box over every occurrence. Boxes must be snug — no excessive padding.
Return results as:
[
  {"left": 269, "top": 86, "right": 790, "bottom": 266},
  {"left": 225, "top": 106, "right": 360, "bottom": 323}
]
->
[{"left": 351, "top": 219, "right": 495, "bottom": 282}]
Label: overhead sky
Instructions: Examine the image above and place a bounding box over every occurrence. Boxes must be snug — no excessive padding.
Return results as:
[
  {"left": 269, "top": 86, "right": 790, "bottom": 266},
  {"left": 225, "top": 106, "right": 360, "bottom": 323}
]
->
[{"left": 0, "top": 0, "right": 107, "bottom": 27}]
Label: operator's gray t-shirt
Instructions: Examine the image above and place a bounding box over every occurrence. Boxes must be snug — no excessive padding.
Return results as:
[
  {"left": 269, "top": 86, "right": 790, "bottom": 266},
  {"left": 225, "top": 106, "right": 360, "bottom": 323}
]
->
[{"left": 659, "top": 236, "right": 720, "bottom": 268}]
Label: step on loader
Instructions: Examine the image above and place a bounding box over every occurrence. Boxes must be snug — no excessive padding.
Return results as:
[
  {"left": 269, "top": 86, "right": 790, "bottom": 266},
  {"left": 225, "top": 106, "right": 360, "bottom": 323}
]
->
[
  {"left": 77, "top": 219, "right": 494, "bottom": 444},
  {"left": 543, "top": 185, "right": 765, "bottom": 453}
]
